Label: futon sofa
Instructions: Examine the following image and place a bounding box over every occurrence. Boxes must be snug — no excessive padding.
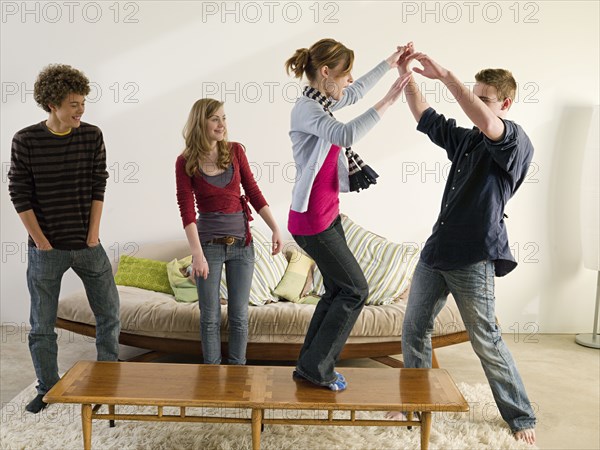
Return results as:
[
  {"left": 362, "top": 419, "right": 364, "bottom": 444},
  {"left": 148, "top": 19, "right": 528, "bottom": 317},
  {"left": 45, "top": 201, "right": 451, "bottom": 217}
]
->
[{"left": 55, "top": 216, "right": 469, "bottom": 367}]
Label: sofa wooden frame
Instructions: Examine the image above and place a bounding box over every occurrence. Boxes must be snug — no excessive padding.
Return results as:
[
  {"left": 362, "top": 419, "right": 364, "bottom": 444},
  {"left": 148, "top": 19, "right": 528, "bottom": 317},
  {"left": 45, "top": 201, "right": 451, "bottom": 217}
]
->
[{"left": 55, "top": 318, "right": 469, "bottom": 368}]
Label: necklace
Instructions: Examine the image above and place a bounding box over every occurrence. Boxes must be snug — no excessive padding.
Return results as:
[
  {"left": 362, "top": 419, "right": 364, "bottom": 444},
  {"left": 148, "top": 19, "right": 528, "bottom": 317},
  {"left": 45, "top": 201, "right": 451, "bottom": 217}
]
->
[
  {"left": 202, "top": 151, "right": 219, "bottom": 165},
  {"left": 200, "top": 150, "right": 224, "bottom": 175}
]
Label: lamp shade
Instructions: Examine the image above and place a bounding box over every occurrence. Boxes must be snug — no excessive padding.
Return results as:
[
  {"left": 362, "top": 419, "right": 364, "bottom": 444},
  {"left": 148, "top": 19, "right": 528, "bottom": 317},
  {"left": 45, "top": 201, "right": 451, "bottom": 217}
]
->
[{"left": 581, "top": 106, "right": 600, "bottom": 271}]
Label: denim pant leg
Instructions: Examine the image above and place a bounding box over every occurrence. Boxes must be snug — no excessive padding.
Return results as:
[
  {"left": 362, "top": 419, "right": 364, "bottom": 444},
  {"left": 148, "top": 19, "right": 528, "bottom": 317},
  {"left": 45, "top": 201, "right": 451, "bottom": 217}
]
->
[
  {"left": 294, "top": 218, "right": 343, "bottom": 363},
  {"left": 296, "top": 271, "right": 340, "bottom": 362},
  {"left": 26, "top": 247, "right": 71, "bottom": 394},
  {"left": 445, "top": 261, "right": 536, "bottom": 432},
  {"left": 402, "top": 260, "right": 450, "bottom": 369},
  {"left": 223, "top": 242, "right": 254, "bottom": 365},
  {"left": 71, "top": 244, "right": 121, "bottom": 361},
  {"left": 196, "top": 243, "right": 226, "bottom": 364},
  {"left": 293, "top": 216, "right": 368, "bottom": 385}
]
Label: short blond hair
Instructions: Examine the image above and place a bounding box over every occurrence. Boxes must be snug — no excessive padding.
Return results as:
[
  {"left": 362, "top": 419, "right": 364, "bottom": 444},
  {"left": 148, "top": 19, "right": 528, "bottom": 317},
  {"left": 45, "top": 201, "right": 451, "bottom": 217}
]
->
[{"left": 475, "top": 69, "right": 517, "bottom": 101}]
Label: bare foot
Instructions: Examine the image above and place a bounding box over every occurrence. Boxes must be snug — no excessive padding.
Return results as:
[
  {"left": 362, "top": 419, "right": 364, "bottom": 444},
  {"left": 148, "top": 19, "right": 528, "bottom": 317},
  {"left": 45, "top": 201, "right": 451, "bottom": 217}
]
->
[
  {"left": 385, "top": 411, "right": 407, "bottom": 420},
  {"left": 514, "top": 428, "right": 536, "bottom": 445}
]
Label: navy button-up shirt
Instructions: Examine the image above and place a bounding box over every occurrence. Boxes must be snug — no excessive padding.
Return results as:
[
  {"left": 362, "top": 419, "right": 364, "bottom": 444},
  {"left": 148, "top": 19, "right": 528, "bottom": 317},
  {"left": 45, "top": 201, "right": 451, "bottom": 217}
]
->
[{"left": 418, "top": 107, "right": 534, "bottom": 277}]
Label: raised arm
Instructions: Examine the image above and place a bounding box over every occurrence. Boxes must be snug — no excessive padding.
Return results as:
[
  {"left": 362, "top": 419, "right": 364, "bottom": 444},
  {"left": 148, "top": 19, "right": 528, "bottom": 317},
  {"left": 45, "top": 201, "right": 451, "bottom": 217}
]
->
[
  {"left": 331, "top": 47, "right": 405, "bottom": 111},
  {"left": 373, "top": 73, "right": 413, "bottom": 117},
  {"left": 396, "top": 43, "right": 473, "bottom": 158},
  {"left": 294, "top": 72, "right": 411, "bottom": 148},
  {"left": 408, "top": 51, "right": 505, "bottom": 141},
  {"left": 397, "top": 42, "right": 431, "bottom": 123}
]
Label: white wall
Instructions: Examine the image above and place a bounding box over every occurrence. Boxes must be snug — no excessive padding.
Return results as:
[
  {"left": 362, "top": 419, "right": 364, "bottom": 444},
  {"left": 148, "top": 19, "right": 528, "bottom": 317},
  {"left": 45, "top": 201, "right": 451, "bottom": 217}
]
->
[{"left": 1, "top": 1, "right": 598, "bottom": 333}]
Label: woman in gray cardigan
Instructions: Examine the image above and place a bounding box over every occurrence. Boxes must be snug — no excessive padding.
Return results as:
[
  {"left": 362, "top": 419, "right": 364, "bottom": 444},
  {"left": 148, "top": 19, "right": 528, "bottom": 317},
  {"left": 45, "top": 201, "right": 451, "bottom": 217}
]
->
[{"left": 285, "top": 39, "right": 411, "bottom": 391}]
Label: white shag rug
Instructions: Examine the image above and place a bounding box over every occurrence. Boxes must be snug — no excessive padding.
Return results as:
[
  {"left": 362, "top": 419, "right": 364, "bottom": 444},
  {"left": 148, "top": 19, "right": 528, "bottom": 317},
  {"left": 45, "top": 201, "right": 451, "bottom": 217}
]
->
[{"left": 0, "top": 382, "right": 537, "bottom": 450}]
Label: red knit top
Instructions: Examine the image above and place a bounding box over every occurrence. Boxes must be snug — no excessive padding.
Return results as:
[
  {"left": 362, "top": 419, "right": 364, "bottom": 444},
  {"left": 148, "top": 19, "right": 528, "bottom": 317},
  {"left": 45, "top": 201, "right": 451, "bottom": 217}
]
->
[
  {"left": 175, "top": 142, "right": 268, "bottom": 243},
  {"left": 288, "top": 144, "right": 341, "bottom": 235}
]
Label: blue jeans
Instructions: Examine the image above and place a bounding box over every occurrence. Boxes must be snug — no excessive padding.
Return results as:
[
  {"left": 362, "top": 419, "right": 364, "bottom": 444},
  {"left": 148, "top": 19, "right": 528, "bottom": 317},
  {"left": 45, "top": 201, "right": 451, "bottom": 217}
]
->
[
  {"left": 27, "top": 244, "right": 121, "bottom": 395},
  {"left": 195, "top": 240, "right": 254, "bottom": 365},
  {"left": 402, "top": 259, "right": 537, "bottom": 432},
  {"left": 292, "top": 215, "right": 368, "bottom": 385}
]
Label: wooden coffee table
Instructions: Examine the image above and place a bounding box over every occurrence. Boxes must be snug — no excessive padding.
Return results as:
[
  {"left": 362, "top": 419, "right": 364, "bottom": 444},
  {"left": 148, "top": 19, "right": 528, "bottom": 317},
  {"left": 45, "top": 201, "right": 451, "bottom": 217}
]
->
[{"left": 44, "top": 361, "right": 469, "bottom": 450}]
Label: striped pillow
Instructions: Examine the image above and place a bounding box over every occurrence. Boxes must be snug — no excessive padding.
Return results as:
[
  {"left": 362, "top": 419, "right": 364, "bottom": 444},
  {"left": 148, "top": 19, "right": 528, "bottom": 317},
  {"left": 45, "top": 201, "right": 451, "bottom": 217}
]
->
[
  {"left": 311, "top": 215, "right": 420, "bottom": 305},
  {"left": 218, "top": 227, "right": 287, "bottom": 306}
]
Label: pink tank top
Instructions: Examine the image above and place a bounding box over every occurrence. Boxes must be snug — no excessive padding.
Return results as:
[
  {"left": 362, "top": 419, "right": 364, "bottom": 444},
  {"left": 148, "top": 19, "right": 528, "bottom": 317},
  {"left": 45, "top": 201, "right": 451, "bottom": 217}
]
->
[{"left": 288, "top": 145, "right": 341, "bottom": 236}]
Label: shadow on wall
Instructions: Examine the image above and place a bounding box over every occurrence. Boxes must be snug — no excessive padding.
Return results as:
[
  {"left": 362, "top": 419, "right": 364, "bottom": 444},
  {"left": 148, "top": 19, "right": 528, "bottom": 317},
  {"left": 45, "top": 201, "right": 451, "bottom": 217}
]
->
[
  {"left": 540, "top": 105, "right": 595, "bottom": 328},
  {"left": 546, "top": 106, "right": 595, "bottom": 272}
]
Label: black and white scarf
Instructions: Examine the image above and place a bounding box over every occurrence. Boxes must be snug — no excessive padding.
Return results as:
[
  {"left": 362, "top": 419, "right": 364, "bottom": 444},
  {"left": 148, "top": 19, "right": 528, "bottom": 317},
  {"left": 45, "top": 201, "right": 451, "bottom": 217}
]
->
[{"left": 303, "top": 86, "right": 379, "bottom": 192}]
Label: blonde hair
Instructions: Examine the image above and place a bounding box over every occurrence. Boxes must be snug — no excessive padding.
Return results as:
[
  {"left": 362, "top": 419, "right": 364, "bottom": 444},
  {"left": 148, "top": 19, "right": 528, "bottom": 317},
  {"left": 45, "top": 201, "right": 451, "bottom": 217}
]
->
[
  {"left": 475, "top": 68, "right": 517, "bottom": 101},
  {"left": 182, "top": 98, "right": 231, "bottom": 177},
  {"left": 285, "top": 38, "right": 354, "bottom": 81}
]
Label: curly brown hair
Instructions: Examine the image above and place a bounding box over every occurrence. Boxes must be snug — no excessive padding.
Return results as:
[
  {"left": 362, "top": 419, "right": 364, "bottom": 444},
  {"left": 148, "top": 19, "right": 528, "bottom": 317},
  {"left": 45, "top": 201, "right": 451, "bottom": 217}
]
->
[{"left": 34, "top": 64, "right": 90, "bottom": 112}]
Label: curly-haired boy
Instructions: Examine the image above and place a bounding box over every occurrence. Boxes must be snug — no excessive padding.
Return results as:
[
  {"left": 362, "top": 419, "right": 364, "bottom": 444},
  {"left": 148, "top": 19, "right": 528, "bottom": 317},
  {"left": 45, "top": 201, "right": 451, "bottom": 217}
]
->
[{"left": 8, "top": 64, "right": 121, "bottom": 413}]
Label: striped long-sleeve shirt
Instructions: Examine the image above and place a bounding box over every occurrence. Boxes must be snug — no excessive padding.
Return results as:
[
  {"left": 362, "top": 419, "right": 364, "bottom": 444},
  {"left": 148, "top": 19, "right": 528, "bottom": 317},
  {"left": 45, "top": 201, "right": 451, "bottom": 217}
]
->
[{"left": 8, "top": 121, "right": 109, "bottom": 250}]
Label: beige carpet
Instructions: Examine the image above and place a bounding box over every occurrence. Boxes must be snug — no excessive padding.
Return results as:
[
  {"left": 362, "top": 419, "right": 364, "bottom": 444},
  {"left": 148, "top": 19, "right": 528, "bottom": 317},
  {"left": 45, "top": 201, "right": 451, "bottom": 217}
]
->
[{"left": 0, "top": 382, "right": 536, "bottom": 450}]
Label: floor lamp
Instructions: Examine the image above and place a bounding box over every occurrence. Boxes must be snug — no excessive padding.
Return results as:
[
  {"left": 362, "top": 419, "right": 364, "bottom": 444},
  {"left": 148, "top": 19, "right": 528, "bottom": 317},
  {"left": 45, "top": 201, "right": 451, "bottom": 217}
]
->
[{"left": 576, "top": 105, "right": 600, "bottom": 349}]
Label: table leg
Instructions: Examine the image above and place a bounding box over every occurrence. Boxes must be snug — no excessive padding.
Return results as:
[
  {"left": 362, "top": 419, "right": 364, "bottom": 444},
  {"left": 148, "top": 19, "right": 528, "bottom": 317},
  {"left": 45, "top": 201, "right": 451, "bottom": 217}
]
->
[
  {"left": 251, "top": 409, "right": 263, "bottom": 450},
  {"left": 81, "top": 404, "right": 92, "bottom": 450},
  {"left": 109, "top": 405, "right": 115, "bottom": 427},
  {"left": 420, "top": 412, "right": 432, "bottom": 450}
]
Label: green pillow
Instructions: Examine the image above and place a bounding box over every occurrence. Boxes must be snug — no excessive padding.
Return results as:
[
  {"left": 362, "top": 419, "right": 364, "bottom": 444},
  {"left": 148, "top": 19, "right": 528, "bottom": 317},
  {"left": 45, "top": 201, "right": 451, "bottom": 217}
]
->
[
  {"left": 273, "top": 248, "right": 315, "bottom": 303},
  {"left": 297, "top": 294, "right": 321, "bottom": 305},
  {"left": 114, "top": 255, "right": 174, "bottom": 295},
  {"left": 166, "top": 255, "right": 199, "bottom": 303}
]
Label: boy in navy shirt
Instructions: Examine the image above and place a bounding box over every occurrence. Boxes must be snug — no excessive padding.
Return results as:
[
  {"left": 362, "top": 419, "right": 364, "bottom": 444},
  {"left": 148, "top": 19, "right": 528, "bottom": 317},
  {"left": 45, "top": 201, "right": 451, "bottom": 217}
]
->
[{"left": 392, "top": 43, "right": 536, "bottom": 445}]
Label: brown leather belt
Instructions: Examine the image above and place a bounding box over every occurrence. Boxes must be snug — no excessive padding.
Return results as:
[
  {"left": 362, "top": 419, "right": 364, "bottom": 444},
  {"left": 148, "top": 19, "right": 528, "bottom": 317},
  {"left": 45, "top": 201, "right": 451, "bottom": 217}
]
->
[{"left": 205, "top": 236, "right": 240, "bottom": 246}]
